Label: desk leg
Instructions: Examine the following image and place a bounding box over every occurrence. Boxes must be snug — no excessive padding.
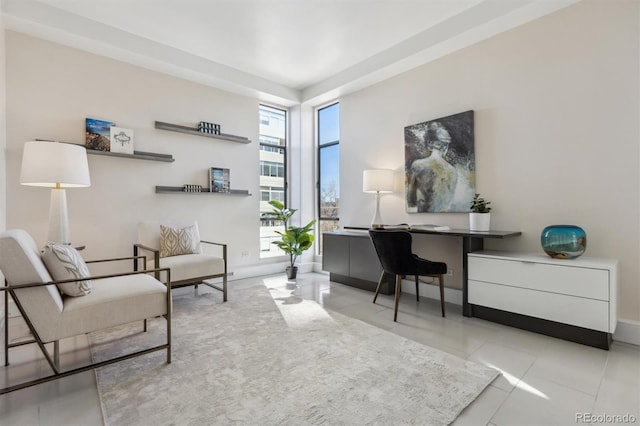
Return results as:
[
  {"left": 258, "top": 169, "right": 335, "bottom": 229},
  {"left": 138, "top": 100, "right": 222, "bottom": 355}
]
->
[{"left": 462, "top": 237, "right": 484, "bottom": 317}]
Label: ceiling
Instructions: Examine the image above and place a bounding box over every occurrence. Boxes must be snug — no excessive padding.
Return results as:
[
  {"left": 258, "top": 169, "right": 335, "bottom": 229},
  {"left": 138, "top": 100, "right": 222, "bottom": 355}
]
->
[{"left": 1, "top": 0, "right": 577, "bottom": 106}]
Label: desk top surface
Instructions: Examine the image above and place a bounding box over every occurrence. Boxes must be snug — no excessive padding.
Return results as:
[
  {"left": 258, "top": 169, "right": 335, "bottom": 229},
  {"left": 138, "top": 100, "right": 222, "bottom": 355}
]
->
[{"left": 341, "top": 226, "right": 521, "bottom": 239}]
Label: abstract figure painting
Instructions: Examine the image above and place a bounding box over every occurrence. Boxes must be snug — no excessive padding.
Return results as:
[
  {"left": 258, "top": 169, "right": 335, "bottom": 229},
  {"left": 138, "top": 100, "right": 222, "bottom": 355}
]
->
[{"left": 405, "top": 111, "right": 475, "bottom": 213}]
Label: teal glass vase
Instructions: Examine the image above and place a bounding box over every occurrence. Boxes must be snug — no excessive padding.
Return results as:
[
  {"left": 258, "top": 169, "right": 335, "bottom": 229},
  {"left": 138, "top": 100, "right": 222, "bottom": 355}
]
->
[{"left": 541, "top": 225, "right": 586, "bottom": 259}]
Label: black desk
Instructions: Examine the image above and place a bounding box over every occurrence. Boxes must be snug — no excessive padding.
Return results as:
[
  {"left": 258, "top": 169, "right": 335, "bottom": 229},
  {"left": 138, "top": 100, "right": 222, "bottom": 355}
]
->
[{"left": 343, "top": 226, "right": 521, "bottom": 317}]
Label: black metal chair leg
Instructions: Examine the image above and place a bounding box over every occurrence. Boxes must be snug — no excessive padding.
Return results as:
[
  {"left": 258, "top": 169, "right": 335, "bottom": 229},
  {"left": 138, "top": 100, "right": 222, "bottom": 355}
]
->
[
  {"left": 415, "top": 275, "right": 419, "bottom": 301},
  {"left": 373, "top": 271, "right": 385, "bottom": 303},
  {"left": 393, "top": 275, "right": 402, "bottom": 322},
  {"left": 439, "top": 275, "right": 445, "bottom": 317}
]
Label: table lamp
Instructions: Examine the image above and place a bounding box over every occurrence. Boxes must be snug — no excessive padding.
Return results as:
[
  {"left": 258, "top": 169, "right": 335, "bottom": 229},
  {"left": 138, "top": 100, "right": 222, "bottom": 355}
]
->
[
  {"left": 363, "top": 169, "right": 394, "bottom": 228},
  {"left": 20, "top": 141, "right": 91, "bottom": 244}
]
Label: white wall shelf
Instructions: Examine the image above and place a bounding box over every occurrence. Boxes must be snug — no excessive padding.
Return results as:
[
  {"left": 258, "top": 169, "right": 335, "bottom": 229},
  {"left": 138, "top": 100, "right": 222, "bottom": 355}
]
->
[
  {"left": 155, "top": 186, "right": 251, "bottom": 196},
  {"left": 155, "top": 121, "right": 251, "bottom": 144}
]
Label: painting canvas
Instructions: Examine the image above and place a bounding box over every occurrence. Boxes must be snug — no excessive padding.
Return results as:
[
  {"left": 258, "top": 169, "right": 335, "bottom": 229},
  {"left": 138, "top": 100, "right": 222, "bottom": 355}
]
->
[
  {"left": 405, "top": 110, "right": 475, "bottom": 213},
  {"left": 86, "top": 118, "right": 115, "bottom": 151},
  {"left": 209, "top": 167, "right": 230, "bottom": 193},
  {"left": 109, "top": 126, "right": 134, "bottom": 154}
]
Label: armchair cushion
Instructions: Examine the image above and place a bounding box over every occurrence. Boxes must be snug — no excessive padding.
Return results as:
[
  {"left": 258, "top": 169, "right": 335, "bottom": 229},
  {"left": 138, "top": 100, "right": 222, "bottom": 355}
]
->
[
  {"left": 54, "top": 274, "right": 168, "bottom": 342},
  {"left": 41, "top": 243, "right": 92, "bottom": 297},
  {"left": 160, "top": 224, "right": 200, "bottom": 258},
  {"left": 151, "top": 253, "right": 225, "bottom": 282}
]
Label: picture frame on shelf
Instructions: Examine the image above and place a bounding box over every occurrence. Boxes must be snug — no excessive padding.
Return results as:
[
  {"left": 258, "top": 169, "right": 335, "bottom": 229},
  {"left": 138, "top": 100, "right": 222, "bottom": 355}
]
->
[
  {"left": 209, "top": 167, "right": 230, "bottom": 193},
  {"left": 86, "top": 118, "right": 115, "bottom": 151},
  {"left": 109, "top": 126, "right": 134, "bottom": 154}
]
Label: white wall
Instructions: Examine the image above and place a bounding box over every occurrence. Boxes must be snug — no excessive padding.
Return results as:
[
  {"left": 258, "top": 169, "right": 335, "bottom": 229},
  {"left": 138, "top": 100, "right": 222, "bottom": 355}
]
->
[
  {"left": 338, "top": 0, "right": 639, "bottom": 321},
  {"left": 3, "top": 1, "right": 638, "bottom": 324},
  {"left": 5, "top": 31, "right": 267, "bottom": 273},
  {"left": 0, "top": 8, "right": 6, "bottom": 232}
]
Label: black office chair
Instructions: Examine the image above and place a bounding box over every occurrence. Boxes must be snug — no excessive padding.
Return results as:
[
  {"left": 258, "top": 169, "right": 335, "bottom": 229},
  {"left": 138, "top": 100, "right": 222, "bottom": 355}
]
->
[{"left": 369, "top": 229, "right": 447, "bottom": 321}]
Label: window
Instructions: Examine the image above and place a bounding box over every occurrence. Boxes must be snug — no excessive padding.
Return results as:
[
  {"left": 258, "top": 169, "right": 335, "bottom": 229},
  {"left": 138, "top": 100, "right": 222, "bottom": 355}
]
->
[
  {"left": 260, "top": 185, "right": 285, "bottom": 202},
  {"left": 260, "top": 161, "right": 285, "bottom": 177},
  {"left": 259, "top": 105, "right": 287, "bottom": 258},
  {"left": 317, "top": 103, "right": 340, "bottom": 253}
]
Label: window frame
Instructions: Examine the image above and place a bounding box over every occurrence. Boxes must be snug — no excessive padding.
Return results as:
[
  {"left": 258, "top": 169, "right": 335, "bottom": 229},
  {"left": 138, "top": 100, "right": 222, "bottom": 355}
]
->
[
  {"left": 316, "top": 102, "right": 340, "bottom": 255},
  {"left": 259, "top": 104, "right": 289, "bottom": 259}
]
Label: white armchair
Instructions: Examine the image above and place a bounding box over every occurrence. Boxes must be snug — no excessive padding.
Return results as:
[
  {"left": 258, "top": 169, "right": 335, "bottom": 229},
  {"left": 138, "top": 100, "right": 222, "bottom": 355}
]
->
[
  {"left": 134, "top": 220, "right": 228, "bottom": 301},
  {"left": 0, "top": 229, "right": 171, "bottom": 395}
]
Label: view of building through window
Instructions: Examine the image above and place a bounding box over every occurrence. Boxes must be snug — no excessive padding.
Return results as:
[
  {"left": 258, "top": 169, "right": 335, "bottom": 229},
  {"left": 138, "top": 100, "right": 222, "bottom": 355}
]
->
[
  {"left": 318, "top": 103, "right": 340, "bottom": 253},
  {"left": 259, "top": 105, "right": 287, "bottom": 258}
]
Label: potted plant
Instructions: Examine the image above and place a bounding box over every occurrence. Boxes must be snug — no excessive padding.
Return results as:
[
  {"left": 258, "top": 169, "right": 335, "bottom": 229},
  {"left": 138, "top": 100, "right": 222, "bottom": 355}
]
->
[
  {"left": 469, "top": 193, "right": 491, "bottom": 231},
  {"left": 267, "top": 200, "right": 316, "bottom": 279}
]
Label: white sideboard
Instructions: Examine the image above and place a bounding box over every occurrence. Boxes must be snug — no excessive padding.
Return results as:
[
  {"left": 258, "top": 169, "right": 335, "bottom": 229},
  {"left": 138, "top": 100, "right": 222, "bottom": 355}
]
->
[{"left": 468, "top": 251, "right": 617, "bottom": 349}]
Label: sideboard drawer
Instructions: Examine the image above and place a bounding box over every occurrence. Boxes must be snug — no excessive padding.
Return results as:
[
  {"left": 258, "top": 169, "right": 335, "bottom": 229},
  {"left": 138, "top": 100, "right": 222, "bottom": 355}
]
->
[
  {"left": 468, "top": 280, "right": 610, "bottom": 332},
  {"left": 468, "top": 256, "right": 609, "bottom": 301},
  {"left": 468, "top": 251, "right": 618, "bottom": 346}
]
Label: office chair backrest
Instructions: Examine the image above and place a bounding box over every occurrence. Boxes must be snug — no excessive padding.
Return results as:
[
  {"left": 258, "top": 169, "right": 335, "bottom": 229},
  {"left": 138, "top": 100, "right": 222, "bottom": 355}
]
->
[{"left": 368, "top": 230, "right": 416, "bottom": 276}]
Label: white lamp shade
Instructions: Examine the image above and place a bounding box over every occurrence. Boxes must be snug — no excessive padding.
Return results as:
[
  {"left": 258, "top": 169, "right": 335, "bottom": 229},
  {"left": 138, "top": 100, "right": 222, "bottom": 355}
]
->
[
  {"left": 363, "top": 169, "right": 394, "bottom": 193},
  {"left": 20, "top": 141, "right": 91, "bottom": 188}
]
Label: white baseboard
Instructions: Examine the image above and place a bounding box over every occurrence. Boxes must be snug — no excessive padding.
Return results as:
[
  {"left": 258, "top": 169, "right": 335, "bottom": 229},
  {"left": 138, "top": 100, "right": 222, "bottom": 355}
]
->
[
  {"left": 614, "top": 319, "right": 640, "bottom": 346},
  {"left": 229, "top": 261, "right": 314, "bottom": 281}
]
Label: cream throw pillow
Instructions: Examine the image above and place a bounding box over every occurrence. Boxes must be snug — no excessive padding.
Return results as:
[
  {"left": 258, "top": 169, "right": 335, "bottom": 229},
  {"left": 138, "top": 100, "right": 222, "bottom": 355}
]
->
[
  {"left": 41, "top": 243, "right": 92, "bottom": 297},
  {"left": 160, "top": 224, "right": 200, "bottom": 258}
]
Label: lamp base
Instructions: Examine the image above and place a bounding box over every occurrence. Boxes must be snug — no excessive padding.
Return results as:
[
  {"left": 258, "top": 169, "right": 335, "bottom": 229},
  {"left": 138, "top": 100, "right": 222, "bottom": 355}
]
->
[
  {"left": 370, "top": 191, "right": 384, "bottom": 229},
  {"left": 48, "top": 188, "right": 70, "bottom": 244}
]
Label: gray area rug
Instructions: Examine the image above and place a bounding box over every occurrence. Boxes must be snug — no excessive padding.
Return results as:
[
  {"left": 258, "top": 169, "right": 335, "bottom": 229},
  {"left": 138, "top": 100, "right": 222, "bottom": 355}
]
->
[{"left": 90, "top": 281, "right": 499, "bottom": 425}]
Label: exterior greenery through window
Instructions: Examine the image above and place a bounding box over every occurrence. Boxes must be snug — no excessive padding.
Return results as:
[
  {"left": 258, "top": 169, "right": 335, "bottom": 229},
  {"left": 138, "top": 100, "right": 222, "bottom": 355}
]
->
[
  {"left": 318, "top": 102, "right": 340, "bottom": 254},
  {"left": 259, "top": 105, "right": 287, "bottom": 258}
]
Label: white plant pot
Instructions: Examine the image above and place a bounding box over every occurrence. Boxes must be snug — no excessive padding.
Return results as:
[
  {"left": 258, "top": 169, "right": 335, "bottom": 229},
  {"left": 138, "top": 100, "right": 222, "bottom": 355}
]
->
[{"left": 469, "top": 213, "right": 491, "bottom": 231}]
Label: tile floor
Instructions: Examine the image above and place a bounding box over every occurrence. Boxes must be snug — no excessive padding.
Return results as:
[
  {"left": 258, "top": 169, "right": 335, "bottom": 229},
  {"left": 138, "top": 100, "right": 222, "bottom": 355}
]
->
[{"left": 0, "top": 272, "right": 638, "bottom": 425}]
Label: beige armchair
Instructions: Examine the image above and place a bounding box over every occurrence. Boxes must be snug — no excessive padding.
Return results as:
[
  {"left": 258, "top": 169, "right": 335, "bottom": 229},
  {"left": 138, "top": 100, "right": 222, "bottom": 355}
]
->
[
  {"left": 134, "top": 220, "right": 228, "bottom": 301},
  {"left": 0, "top": 229, "right": 171, "bottom": 395}
]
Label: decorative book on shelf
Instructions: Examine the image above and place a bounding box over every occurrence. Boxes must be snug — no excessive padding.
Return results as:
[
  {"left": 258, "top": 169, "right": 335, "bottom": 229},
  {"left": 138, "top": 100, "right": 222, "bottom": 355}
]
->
[{"left": 209, "top": 167, "right": 230, "bottom": 193}]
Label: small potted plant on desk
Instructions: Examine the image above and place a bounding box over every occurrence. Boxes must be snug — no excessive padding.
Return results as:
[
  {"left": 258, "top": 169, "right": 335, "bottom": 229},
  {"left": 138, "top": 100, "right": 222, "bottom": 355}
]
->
[
  {"left": 267, "top": 200, "right": 316, "bottom": 280},
  {"left": 469, "top": 193, "right": 491, "bottom": 231}
]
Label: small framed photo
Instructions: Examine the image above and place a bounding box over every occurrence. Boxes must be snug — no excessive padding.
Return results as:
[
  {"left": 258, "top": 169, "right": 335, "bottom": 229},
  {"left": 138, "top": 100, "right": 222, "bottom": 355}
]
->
[
  {"left": 109, "top": 126, "right": 134, "bottom": 154},
  {"left": 209, "top": 167, "right": 230, "bottom": 193},
  {"left": 86, "top": 117, "right": 115, "bottom": 151}
]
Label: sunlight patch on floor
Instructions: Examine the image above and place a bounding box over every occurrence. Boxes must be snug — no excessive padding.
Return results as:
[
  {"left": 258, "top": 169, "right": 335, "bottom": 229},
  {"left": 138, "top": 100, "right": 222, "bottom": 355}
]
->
[
  {"left": 264, "top": 278, "right": 336, "bottom": 329},
  {"left": 484, "top": 361, "right": 549, "bottom": 400}
]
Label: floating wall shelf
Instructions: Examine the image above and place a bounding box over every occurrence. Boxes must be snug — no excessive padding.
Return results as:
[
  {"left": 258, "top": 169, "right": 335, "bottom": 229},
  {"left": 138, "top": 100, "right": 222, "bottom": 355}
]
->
[
  {"left": 87, "top": 149, "right": 175, "bottom": 162},
  {"left": 155, "top": 121, "right": 251, "bottom": 144},
  {"left": 155, "top": 186, "right": 251, "bottom": 196}
]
